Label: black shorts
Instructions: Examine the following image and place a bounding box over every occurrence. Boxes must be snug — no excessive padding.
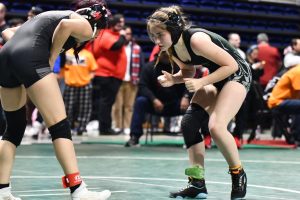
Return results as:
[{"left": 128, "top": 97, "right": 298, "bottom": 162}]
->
[
  {"left": 0, "top": 48, "right": 52, "bottom": 88},
  {"left": 0, "top": 10, "right": 73, "bottom": 88},
  {"left": 214, "top": 63, "right": 252, "bottom": 92},
  {"left": 229, "top": 62, "right": 252, "bottom": 92}
]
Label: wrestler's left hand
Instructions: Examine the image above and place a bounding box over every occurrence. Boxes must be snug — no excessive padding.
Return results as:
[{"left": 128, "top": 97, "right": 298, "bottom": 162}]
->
[{"left": 184, "top": 78, "right": 204, "bottom": 92}]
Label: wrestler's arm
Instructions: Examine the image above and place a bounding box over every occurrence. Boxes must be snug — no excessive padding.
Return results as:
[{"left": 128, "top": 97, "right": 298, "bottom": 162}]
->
[
  {"left": 190, "top": 32, "right": 238, "bottom": 86},
  {"left": 171, "top": 56, "right": 196, "bottom": 84},
  {"left": 1, "top": 26, "right": 20, "bottom": 41},
  {"left": 50, "top": 16, "right": 93, "bottom": 66},
  {"left": 158, "top": 56, "right": 195, "bottom": 87}
]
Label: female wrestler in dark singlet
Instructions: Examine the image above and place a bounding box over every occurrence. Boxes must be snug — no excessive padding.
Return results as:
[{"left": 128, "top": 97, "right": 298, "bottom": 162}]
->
[
  {"left": 0, "top": 1, "right": 111, "bottom": 199},
  {"left": 147, "top": 5, "right": 251, "bottom": 200}
]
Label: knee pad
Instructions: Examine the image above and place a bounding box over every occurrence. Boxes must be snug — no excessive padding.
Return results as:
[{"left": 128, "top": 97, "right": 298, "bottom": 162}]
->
[
  {"left": 181, "top": 103, "right": 209, "bottom": 149},
  {"left": 48, "top": 118, "right": 72, "bottom": 141},
  {"left": 2, "top": 106, "right": 27, "bottom": 147}
]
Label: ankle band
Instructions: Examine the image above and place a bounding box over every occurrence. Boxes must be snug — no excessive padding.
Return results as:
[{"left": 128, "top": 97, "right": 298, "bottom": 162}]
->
[
  {"left": 185, "top": 165, "right": 204, "bottom": 179},
  {"left": 62, "top": 172, "right": 82, "bottom": 188},
  {"left": 229, "top": 165, "right": 243, "bottom": 174},
  {"left": 229, "top": 164, "right": 242, "bottom": 171}
]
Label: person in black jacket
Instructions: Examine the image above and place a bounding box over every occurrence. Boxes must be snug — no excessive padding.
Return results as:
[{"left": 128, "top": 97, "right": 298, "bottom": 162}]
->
[
  {"left": 232, "top": 45, "right": 264, "bottom": 147},
  {"left": 125, "top": 51, "right": 189, "bottom": 146},
  {"left": 88, "top": 13, "right": 127, "bottom": 135}
]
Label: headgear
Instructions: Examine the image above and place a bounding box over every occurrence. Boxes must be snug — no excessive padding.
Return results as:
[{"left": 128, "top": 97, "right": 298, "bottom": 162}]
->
[
  {"left": 150, "top": 11, "right": 184, "bottom": 45},
  {"left": 76, "top": 4, "right": 109, "bottom": 37},
  {"left": 165, "top": 12, "right": 184, "bottom": 45}
]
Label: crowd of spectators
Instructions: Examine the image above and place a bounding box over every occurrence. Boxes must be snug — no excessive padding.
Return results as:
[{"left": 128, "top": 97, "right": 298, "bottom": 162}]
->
[{"left": 0, "top": 1, "right": 299, "bottom": 148}]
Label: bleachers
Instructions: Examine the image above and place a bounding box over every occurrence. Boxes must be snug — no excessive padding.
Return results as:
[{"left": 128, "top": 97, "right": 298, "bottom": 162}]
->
[
  {"left": 217, "top": 0, "right": 234, "bottom": 11},
  {"left": 3, "top": 0, "right": 300, "bottom": 58},
  {"left": 181, "top": 0, "right": 198, "bottom": 8},
  {"left": 10, "top": 2, "right": 32, "bottom": 13}
]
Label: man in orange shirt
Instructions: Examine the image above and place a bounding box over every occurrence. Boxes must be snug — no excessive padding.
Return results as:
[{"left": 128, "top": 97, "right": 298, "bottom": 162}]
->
[
  {"left": 268, "top": 64, "right": 300, "bottom": 145},
  {"left": 87, "top": 14, "right": 127, "bottom": 135},
  {"left": 62, "top": 49, "right": 98, "bottom": 135}
]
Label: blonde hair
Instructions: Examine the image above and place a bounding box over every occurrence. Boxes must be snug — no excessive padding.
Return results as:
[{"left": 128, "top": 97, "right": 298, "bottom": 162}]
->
[
  {"left": 154, "top": 49, "right": 175, "bottom": 74},
  {"left": 148, "top": 5, "right": 190, "bottom": 73}
]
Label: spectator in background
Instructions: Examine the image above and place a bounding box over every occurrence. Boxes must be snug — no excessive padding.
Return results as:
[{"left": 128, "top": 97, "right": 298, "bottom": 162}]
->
[
  {"left": 283, "top": 38, "right": 300, "bottom": 69},
  {"left": 267, "top": 64, "right": 300, "bottom": 146},
  {"left": 262, "top": 38, "right": 300, "bottom": 142},
  {"left": 112, "top": 25, "right": 144, "bottom": 135},
  {"left": 149, "top": 45, "right": 176, "bottom": 133},
  {"left": 125, "top": 51, "right": 189, "bottom": 147},
  {"left": 62, "top": 48, "right": 98, "bottom": 136},
  {"left": 87, "top": 14, "right": 127, "bottom": 135},
  {"left": 232, "top": 45, "right": 264, "bottom": 148},
  {"left": 0, "top": 3, "right": 8, "bottom": 46},
  {"left": 8, "top": 18, "right": 24, "bottom": 28},
  {"left": 257, "top": 33, "right": 281, "bottom": 88},
  {"left": 27, "top": 6, "right": 43, "bottom": 20},
  {"left": 228, "top": 33, "right": 246, "bottom": 60},
  {"left": 283, "top": 45, "right": 293, "bottom": 55},
  {"left": 149, "top": 45, "right": 160, "bottom": 62}
]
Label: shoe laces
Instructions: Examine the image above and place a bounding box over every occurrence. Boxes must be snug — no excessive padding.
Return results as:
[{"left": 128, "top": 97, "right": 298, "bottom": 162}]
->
[
  {"left": 177, "top": 177, "right": 194, "bottom": 192},
  {"left": 178, "top": 183, "right": 193, "bottom": 192},
  {"left": 179, "top": 177, "right": 204, "bottom": 192},
  {"left": 229, "top": 170, "right": 244, "bottom": 191}
]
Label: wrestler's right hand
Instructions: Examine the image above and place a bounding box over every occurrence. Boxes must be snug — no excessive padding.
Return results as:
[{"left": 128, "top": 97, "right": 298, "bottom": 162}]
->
[{"left": 157, "top": 70, "right": 175, "bottom": 87}]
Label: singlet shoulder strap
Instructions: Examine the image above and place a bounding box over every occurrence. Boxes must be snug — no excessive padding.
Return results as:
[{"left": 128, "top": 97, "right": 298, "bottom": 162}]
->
[
  {"left": 181, "top": 27, "right": 208, "bottom": 60},
  {"left": 182, "top": 29, "right": 194, "bottom": 58}
]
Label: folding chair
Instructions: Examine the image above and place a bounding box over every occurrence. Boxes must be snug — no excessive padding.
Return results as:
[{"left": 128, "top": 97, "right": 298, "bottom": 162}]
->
[
  {"left": 145, "top": 114, "right": 155, "bottom": 144},
  {"left": 247, "top": 81, "right": 294, "bottom": 144},
  {"left": 145, "top": 114, "right": 182, "bottom": 144}
]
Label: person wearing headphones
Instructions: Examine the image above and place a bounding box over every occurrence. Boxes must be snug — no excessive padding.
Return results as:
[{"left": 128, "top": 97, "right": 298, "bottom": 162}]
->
[
  {"left": 0, "top": 1, "right": 111, "bottom": 199},
  {"left": 147, "top": 5, "right": 250, "bottom": 200},
  {"left": 86, "top": 13, "right": 127, "bottom": 135}
]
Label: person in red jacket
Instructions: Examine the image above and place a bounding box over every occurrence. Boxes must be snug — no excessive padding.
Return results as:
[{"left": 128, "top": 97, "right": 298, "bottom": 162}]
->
[
  {"left": 86, "top": 14, "right": 127, "bottom": 135},
  {"left": 257, "top": 33, "right": 281, "bottom": 88}
]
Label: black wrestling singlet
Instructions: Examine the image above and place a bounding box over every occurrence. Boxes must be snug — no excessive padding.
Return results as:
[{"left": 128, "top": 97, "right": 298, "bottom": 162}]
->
[
  {"left": 172, "top": 27, "right": 252, "bottom": 91},
  {"left": 0, "top": 10, "right": 77, "bottom": 88}
]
